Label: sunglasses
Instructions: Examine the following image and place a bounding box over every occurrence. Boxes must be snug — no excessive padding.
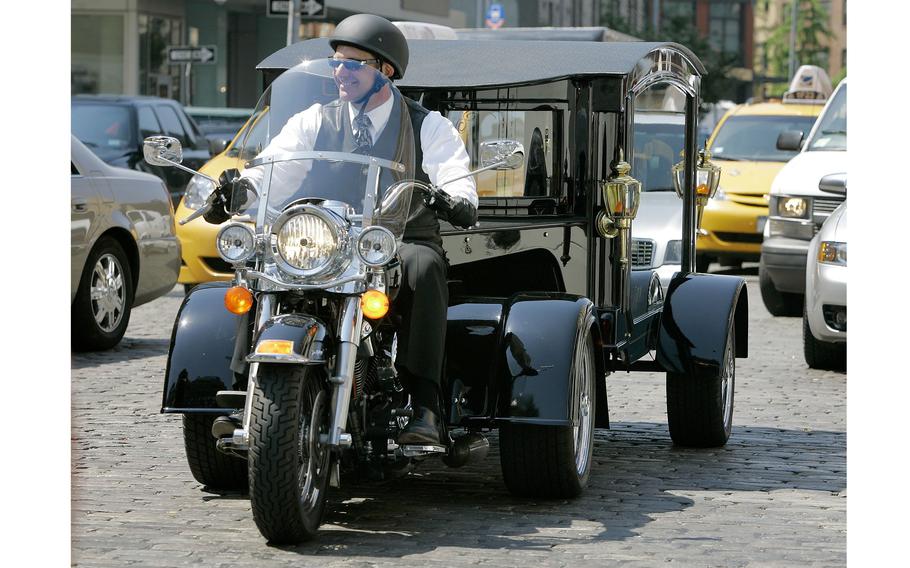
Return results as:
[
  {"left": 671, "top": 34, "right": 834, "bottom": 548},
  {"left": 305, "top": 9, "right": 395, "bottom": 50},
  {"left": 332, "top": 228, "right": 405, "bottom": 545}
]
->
[{"left": 328, "top": 57, "right": 381, "bottom": 71}]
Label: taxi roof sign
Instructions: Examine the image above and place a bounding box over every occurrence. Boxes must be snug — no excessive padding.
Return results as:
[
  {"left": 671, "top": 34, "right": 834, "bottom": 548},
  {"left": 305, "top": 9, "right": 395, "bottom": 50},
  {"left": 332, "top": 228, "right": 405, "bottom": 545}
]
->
[{"left": 782, "top": 65, "right": 833, "bottom": 104}]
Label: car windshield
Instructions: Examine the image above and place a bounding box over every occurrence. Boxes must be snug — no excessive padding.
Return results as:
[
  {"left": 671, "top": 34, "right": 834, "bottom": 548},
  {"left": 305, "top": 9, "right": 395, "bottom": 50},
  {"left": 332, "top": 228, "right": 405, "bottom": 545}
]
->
[
  {"left": 806, "top": 83, "right": 846, "bottom": 152},
  {"left": 71, "top": 103, "right": 134, "bottom": 151},
  {"left": 710, "top": 114, "right": 817, "bottom": 161},
  {"left": 233, "top": 60, "right": 416, "bottom": 240}
]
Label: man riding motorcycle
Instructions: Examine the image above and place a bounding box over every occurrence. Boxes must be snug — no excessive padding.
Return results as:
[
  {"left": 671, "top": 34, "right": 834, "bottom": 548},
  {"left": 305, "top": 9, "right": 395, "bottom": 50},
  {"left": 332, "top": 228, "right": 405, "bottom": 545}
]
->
[{"left": 205, "top": 14, "right": 478, "bottom": 446}]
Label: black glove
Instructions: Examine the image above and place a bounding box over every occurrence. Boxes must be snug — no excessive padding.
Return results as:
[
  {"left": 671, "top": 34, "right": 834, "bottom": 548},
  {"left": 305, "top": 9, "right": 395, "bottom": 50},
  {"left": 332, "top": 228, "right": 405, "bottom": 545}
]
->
[
  {"left": 202, "top": 168, "right": 241, "bottom": 225},
  {"left": 424, "top": 186, "right": 477, "bottom": 229}
]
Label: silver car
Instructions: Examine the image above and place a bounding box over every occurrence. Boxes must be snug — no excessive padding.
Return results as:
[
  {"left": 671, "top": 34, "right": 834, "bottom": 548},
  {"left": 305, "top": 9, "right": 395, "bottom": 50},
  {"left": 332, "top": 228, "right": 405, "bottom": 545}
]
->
[
  {"left": 71, "top": 135, "right": 181, "bottom": 350},
  {"left": 803, "top": 173, "right": 846, "bottom": 370}
]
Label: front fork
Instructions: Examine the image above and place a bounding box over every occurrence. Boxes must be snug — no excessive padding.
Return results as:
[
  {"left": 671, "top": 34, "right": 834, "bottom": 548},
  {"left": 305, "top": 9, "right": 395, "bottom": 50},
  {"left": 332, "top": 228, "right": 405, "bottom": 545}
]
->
[{"left": 238, "top": 292, "right": 362, "bottom": 450}]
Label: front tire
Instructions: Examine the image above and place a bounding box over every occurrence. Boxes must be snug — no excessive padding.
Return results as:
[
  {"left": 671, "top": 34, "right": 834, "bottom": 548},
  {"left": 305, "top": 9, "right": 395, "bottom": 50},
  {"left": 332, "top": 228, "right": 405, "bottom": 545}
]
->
[
  {"left": 249, "top": 365, "right": 331, "bottom": 544},
  {"left": 803, "top": 308, "right": 846, "bottom": 371},
  {"left": 499, "top": 324, "right": 596, "bottom": 498},
  {"left": 667, "top": 322, "right": 735, "bottom": 447},
  {"left": 72, "top": 237, "right": 133, "bottom": 351},
  {"left": 759, "top": 265, "right": 801, "bottom": 317},
  {"left": 182, "top": 414, "right": 248, "bottom": 492}
]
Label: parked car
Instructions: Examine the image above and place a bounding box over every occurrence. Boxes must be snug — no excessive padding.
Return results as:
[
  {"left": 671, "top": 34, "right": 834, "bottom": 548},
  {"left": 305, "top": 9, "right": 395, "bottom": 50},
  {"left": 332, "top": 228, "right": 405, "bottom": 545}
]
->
[
  {"left": 71, "top": 95, "right": 211, "bottom": 205},
  {"left": 176, "top": 106, "right": 268, "bottom": 291},
  {"left": 698, "top": 66, "right": 830, "bottom": 272},
  {"left": 184, "top": 106, "right": 254, "bottom": 154},
  {"left": 631, "top": 110, "right": 686, "bottom": 291},
  {"left": 71, "top": 135, "right": 181, "bottom": 351},
  {"left": 804, "top": 174, "right": 846, "bottom": 370},
  {"left": 760, "top": 78, "right": 847, "bottom": 316}
]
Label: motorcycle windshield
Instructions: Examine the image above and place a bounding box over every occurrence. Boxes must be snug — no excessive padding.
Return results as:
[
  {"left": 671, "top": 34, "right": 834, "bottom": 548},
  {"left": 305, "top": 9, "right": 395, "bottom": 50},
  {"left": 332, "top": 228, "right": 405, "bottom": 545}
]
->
[{"left": 235, "top": 59, "right": 416, "bottom": 238}]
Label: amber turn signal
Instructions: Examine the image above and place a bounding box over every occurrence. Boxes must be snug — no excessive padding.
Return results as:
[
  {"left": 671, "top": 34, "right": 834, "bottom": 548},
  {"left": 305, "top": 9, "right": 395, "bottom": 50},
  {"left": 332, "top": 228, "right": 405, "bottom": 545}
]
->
[
  {"left": 361, "top": 289, "right": 390, "bottom": 319},
  {"left": 224, "top": 286, "right": 254, "bottom": 314},
  {"left": 256, "top": 340, "right": 294, "bottom": 355}
]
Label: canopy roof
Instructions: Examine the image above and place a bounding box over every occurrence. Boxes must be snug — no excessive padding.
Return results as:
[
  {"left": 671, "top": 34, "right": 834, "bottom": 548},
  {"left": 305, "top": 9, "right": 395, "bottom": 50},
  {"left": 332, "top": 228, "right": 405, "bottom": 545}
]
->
[{"left": 257, "top": 38, "right": 706, "bottom": 90}]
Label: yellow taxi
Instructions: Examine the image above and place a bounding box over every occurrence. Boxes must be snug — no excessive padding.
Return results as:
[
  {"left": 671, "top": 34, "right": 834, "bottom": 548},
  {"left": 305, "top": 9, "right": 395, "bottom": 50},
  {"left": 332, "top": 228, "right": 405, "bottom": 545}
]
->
[
  {"left": 698, "top": 67, "right": 830, "bottom": 270},
  {"left": 176, "top": 108, "right": 267, "bottom": 291}
]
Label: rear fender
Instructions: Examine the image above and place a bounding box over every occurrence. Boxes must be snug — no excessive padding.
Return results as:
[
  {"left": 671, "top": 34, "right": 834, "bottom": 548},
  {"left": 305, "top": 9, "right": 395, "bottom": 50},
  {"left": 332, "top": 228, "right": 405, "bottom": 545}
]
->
[
  {"left": 493, "top": 294, "right": 606, "bottom": 427},
  {"left": 656, "top": 272, "right": 749, "bottom": 377},
  {"left": 161, "top": 282, "right": 247, "bottom": 414}
]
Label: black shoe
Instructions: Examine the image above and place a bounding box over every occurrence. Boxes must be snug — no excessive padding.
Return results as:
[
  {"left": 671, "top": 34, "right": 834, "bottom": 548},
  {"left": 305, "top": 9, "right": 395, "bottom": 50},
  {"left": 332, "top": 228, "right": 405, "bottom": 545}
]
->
[
  {"left": 212, "top": 412, "right": 242, "bottom": 439},
  {"left": 397, "top": 405, "right": 441, "bottom": 446}
]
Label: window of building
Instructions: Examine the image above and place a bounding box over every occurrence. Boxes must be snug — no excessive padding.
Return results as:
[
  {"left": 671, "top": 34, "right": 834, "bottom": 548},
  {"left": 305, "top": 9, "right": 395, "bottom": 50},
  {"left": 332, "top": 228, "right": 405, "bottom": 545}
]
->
[
  {"left": 663, "top": 0, "right": 696, "bottom": 23},
  {"left": 708, "top": 2, "right": 742, "bottom": 65},
  {"left": 448, "top": 109, "right": 555, "bottom": 199},
  {"left": 71, "top": 14, "right": 124, "bottom": 95},
  {"left": 139, "top": 14, "right": 183, "bottom": 100}
]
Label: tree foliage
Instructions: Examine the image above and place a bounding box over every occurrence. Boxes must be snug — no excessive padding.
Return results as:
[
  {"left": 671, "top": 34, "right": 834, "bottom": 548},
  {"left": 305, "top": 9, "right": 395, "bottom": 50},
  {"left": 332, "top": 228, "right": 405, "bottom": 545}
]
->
[{"left": 764, "top": 0, "right": 831, "bottom": 92}]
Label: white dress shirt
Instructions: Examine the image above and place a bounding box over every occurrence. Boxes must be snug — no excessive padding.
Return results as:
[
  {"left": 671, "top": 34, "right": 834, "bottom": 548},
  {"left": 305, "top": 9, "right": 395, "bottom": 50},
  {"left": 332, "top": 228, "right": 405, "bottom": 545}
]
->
[{"left": 246, "top": 94, "right": 477, "bottom": 208}]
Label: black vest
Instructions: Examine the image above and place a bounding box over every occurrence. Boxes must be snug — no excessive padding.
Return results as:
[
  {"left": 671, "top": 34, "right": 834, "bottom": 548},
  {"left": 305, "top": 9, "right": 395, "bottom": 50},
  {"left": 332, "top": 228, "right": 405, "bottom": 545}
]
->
[{"left": 310, "top": 96, "right": 441, "bottom": 246}]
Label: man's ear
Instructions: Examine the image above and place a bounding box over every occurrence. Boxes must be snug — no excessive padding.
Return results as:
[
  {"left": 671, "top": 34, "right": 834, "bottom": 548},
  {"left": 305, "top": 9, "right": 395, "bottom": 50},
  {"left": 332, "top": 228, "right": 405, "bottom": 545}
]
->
[{"left": 382, "top": 62, "right": 395, "bottom": 78}]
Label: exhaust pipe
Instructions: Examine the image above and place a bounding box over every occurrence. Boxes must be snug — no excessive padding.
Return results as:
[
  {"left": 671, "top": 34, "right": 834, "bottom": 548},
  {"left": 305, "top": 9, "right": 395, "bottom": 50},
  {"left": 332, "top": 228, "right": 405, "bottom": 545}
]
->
[{"left": 443, "top": 432, "right": 490, "bottom": 468}]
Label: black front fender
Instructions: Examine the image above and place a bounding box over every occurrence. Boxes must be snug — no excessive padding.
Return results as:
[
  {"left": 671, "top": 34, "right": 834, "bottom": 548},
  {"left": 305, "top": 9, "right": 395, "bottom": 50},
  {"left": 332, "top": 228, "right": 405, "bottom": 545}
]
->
[
  {"left": 161, "top": 283, "right": 248, "bottom": 414},
  {"left": 656, "top": 272, "right": 749, "bottom": 377}
]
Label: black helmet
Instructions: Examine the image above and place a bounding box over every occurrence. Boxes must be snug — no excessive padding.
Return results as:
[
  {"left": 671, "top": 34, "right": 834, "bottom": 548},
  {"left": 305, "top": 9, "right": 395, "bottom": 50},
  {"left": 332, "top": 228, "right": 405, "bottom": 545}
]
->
[{"left": 330, "top": 14, "right": 409, "bottom": 80}]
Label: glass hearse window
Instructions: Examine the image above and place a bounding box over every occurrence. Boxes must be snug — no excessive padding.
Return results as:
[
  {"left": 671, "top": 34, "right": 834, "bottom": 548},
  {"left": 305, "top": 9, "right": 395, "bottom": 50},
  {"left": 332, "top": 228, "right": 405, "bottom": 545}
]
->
[{"left": 448, "top": 110, "right": 555, "bottom": 199}]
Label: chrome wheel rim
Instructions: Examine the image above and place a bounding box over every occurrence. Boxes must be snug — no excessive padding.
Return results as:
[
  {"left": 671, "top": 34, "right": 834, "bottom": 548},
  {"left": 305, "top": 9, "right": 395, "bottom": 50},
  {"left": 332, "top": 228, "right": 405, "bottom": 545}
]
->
[
  {"left": 298, "top": 387, "right": 329, "bottom": 513},
  {"left": 721, "top": 330, "right": 735, "bottom": 428},
  {"left": 90, "top": 253, "right": 126, "bottom": 333},
  {"left": 573, "top": 331, "right": 594, "bottom": 476}
]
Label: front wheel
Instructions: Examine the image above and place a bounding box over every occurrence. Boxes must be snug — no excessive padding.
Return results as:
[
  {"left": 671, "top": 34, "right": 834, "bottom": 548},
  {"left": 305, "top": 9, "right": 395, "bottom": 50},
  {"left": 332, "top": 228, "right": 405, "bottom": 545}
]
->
[
  {"left": 667, "top": 322, "right": 735, "bottom": 447},
  {"left": 759, "top": 265, "right": 801, "bottom": 317},
  {"left": 499, "top": 324, "right": 596, "bottom": 498},
  {"left": 803, "top": 308, "right": 846, "bottom": 371},
  {"left": 248, "top": 364, "right": 331, "bottom": 544}
]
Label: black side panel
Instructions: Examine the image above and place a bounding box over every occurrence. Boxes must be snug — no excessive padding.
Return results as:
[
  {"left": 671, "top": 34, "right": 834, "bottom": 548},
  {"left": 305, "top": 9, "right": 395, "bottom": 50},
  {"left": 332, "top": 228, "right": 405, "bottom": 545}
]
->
[
  {"left": 161, "top": 283, "right": 246, "bottom": 414},
  {"left": 656, "top": 273, "right": 749, "bottom": 377}
]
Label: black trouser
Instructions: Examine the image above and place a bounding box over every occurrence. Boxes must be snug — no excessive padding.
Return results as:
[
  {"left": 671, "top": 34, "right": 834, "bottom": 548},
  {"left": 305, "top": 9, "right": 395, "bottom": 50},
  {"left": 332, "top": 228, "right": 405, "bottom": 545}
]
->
[{"left": 392, "top": 241, "right": 448, "bottom": 412}]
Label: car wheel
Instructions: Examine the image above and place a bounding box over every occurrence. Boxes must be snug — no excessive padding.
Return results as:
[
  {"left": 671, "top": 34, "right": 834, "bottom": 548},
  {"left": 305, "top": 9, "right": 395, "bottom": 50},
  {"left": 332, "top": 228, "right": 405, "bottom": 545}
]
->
[
  {"left": 695, "top": 254, "right": 712, "bottom": 273},
  {"left": 803, "top": 307, "right": 846, "bottom": 371},
  {"left": 72, "top": 237, "right": 133, "bottom": 351},
  {"left": 759, "top": 265, "right": 801, "bottom": 317},
  {"left": 499, "top": 323, "right": 596, "bottom": 498},
  {"left": 666, "top": 320, "right": 735, "bottom": 447}
]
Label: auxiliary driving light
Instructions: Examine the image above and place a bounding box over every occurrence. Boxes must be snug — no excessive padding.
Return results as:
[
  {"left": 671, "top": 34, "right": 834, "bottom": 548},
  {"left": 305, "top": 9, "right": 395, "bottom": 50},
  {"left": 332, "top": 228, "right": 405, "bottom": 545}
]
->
[
  {"left": 361, "top": 289, "right": 390, "bottom": 319},
  {"left": 224, "top": 286, "right": 254, "bottom": 315}
]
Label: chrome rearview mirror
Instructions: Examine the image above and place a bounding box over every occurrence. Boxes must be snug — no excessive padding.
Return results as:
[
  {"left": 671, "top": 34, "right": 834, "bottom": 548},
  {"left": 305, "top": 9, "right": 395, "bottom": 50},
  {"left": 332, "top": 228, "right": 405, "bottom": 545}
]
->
[
  {"left": 143, "top": 136, "right": 184, "bottom": 166},
  {"left": 480, "top": 139, "right": 525, "bottom": 170}
]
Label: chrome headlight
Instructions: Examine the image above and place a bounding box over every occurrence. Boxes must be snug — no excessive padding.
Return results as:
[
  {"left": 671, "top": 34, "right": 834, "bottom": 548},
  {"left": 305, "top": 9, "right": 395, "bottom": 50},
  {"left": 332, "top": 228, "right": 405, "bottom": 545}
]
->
[
  {"left": 183, "top": 174, "right": 216, "bottom": 210},
  {"left": 774, "top": 196, "right": 810, "bottom": 219},
  {"left": 818, "top": 241, "right": 847, "bottom": 266},
  {"left": 272, "top": 207, "right": 344, "bottom": 277},
  {"left": 216, "top": 224, "right": 256, "bottom": 264},
  {"left": 357, "top": 226, "right": 397, "bottom": 266}
]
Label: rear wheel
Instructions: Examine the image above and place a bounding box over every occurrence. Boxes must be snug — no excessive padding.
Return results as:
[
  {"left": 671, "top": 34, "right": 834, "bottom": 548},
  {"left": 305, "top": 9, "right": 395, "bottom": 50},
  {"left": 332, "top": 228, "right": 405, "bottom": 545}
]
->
[
  {"left": 759, "top": 265, "right": 801, "bottom": 317},
  {"left": 499, "top": 324, "right": 596, "bottom": 498},
  {"left": 72, "top": 237, "right": 133, "bottom": 351},
  {"left": 667, "top": 322, "right": 735, "bottom": 447},
  {"left": 182, "top": 414, "right": 248, "bottom": 492},
  {"left": 249, "top": 364, "right": 331, "bottom": 544},
  {"left": 803, "top": 307, "right": 846, "bottom": 370}
]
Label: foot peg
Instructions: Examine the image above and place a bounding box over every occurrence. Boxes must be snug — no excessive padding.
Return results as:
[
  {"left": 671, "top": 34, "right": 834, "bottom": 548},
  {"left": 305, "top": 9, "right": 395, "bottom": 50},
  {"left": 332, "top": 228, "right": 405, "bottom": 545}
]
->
[
  {"left": 442, "top": 432, "right": 490, "bottom": 468},
  {"left": 212, "top": 413, "right": 242, "bottom": 439},
  {"left": 397, "top": 444, "right": 447, "bottom": 458}
]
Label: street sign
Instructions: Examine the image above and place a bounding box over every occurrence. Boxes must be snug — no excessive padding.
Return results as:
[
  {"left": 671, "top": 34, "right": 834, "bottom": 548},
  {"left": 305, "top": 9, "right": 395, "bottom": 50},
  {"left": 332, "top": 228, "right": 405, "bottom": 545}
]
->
[
  {"left": 167, "top": 45, "right": 217, "bottom": 65},
  {"left": 266, "top": 0, "right": 326, "bottom": 19},
  {"left": 485, "top": 3, "right": 505, "bottom": 29}
]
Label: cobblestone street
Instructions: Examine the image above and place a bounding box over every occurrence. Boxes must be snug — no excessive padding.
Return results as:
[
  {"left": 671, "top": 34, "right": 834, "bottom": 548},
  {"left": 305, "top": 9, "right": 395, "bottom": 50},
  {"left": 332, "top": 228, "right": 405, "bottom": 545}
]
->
[{"left": 71, "top": 273, "right": 846, "bottom": 567}]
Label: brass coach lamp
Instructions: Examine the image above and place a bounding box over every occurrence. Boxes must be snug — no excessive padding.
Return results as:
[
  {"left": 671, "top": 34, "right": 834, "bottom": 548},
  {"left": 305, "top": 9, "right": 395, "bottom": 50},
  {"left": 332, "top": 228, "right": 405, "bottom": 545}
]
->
[
  {"left": 672, "top": 143, "right": 722, "bottom": 231},
  {"left": 596, "top": 151, "right": 641, "bottom": 240}
]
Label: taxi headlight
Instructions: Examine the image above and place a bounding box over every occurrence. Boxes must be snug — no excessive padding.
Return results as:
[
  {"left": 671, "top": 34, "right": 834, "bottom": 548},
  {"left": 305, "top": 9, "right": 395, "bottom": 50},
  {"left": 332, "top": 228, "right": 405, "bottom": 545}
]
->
[
  {"left": 183, "top": 174, "right": 216, "bottom": 210},
  {"left": 275, "top": 212, "right": 339, "bottom": 272},
  {"left": 357, "top": 226, "right": 397, "bottom": 266},
  {"left": 776, "top": 196, "right": 810, "bottom": 219},
  {"left": 216, "top": 224, "right": 256, "bottom": 264}
]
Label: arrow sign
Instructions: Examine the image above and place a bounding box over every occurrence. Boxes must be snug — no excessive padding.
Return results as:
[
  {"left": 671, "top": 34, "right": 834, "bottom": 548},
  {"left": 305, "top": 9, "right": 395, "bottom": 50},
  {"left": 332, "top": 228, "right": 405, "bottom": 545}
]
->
[
  {"left": 267, "top": 0, "right": 326, "bottom": 19},
  {"left": 167, "top": 45, "right": 217, "bottom": 65}
]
